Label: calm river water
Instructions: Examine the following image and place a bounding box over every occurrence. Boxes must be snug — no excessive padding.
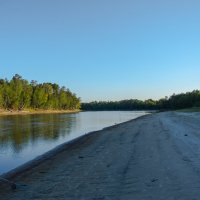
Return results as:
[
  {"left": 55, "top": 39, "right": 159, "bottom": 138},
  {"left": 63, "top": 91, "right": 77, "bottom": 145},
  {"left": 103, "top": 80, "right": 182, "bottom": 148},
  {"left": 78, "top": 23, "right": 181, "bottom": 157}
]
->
[{"left": 0, "top": 111, "right": 148, "bottom": 174}]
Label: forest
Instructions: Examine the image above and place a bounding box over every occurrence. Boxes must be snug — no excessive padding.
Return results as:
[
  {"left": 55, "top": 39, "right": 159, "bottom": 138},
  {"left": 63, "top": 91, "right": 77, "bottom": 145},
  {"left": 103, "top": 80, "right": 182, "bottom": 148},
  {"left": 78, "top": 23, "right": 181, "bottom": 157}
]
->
[
  {"left": 0, "top": 74, "right": 199, "bottom": 112},
  {"left": 0, "top": 74, "right": 81, "bottom": 111},
  {"left": 81, "top": 90, "right": 200, "bottom": 111}
]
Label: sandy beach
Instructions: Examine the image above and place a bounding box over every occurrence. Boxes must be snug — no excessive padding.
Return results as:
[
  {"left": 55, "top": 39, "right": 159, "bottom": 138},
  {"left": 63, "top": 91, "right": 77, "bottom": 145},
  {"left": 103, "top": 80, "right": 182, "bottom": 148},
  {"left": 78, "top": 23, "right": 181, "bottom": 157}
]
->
[
  {"left": 1, "top": 111, "right": 200, "bottom": 199},
  {"left": 0, "top": 109, "right": 80, "bottom": 116}
]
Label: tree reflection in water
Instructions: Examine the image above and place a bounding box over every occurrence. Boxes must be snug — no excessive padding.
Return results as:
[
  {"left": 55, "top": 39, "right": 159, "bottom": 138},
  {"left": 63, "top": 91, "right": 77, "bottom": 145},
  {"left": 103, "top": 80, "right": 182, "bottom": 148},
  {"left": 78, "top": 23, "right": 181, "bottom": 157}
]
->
[
  {"left": 0, "top": 114, "right": 75, "bottom": 154},
  {"left": 0, "top": 111, "right": 148, "bottom": 174}
]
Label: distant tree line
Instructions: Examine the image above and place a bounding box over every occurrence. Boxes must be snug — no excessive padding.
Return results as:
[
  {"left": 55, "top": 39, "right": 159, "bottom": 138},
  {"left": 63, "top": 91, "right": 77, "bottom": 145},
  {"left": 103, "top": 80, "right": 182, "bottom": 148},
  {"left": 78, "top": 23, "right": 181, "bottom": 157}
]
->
[
  {"left": 0, "top": 74, "right": 80, "bottom": 111},
  {"left": 81, "top": 90, "right": 200, "bottom": 111}
]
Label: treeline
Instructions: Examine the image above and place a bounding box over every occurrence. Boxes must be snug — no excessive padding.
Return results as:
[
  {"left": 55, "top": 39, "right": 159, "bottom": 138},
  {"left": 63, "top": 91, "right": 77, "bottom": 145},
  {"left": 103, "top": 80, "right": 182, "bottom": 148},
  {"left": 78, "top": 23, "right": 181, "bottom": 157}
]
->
[
  {"left": 82, "top": 90, "right": 200, "bottom": 111},
  {"left": 0, "top": 74, "right": 80, "bottom": 111}
]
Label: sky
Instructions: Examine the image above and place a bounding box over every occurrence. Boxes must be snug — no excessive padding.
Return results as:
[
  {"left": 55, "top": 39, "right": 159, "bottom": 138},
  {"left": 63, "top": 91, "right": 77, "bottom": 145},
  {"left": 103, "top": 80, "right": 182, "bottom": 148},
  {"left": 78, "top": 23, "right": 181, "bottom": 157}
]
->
[{"left": 0, "top": 0, "right": 200, "bottom": 102}]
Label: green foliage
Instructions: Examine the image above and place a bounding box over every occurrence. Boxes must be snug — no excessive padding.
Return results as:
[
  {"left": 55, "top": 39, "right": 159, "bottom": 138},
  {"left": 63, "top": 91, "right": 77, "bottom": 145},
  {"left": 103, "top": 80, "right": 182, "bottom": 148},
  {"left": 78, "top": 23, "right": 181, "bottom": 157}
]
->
[
  {"left": 0, "top": 74, "right": 80, "bottom": 111},
  {"left": 32, "top": 85, "right": 48, "bottom": 108},
  {"left": 1, "top": 74, "right": 199, "bottom": 112},
  {"left": 82, "top": 90, "right": 200, "bottom": 111},
  {"left": 0, "top": 85, "right": 4, "bottom": 108},
  {"left": 82, "top": 99, "right": 157, "bottom": 111}
]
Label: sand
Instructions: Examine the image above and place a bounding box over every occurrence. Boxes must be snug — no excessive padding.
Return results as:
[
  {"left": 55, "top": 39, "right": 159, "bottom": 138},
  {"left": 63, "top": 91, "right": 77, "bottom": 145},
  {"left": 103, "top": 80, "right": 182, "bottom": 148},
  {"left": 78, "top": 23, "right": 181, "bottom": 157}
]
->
[
  {"left": 1, "top": 111, "right": 200, "bottom": 200},
  {"left": 0, "top": 109, "right": 80, "bottom": 116}
]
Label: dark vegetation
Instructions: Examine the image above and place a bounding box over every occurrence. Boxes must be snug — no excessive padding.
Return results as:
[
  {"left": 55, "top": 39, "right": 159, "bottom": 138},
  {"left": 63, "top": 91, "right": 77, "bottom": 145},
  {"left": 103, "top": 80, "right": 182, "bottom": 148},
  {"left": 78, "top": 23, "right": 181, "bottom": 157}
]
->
[
  {"left": 0, "top": 74, "right": 80, "bottom": 111},
  {"left": 1, "top": 74, "right": 199, "bottom": 112},
  {"left": 82, "top": 90, "right": 200, "bottom": 111}
]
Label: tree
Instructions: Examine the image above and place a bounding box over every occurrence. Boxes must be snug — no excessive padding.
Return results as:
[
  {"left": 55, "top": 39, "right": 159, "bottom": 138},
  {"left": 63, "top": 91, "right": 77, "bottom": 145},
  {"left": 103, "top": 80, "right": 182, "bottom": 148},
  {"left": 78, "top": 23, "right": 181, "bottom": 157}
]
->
[
  {"left": 0, "top": 75, "right": 81, "bottom": 111},
  {"left": 19, "top": 80, "right": 32, "bottom": 110},
  {"left": 32, "top": 85, "right": 48, "bottom": 109}
]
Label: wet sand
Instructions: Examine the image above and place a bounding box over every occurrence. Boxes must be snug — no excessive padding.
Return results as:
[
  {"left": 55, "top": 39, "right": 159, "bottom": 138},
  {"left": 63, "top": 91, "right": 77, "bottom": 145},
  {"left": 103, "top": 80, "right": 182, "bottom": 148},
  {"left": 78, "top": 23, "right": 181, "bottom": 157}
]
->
[{"left": 1, "top": 111, "right": 200, "bottom": 200}]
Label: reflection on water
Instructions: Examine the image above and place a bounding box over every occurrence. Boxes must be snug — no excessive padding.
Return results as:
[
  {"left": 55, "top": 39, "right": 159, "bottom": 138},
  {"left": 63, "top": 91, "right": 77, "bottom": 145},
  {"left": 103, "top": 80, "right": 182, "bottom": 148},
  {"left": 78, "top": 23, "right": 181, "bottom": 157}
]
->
[
  {"left": 0, "top": 111, "right": 148, "bottom": 174},
  {"left": 0, "top": 114, "right": 75, "bottom": 154}
]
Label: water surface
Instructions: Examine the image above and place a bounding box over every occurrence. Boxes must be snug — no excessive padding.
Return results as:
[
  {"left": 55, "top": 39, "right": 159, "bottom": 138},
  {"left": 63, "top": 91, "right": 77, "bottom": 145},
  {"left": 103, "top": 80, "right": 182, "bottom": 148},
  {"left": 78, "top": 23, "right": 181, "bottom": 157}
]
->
[{"left": 0, "top": 111, "right": 148, "bottom": 174}]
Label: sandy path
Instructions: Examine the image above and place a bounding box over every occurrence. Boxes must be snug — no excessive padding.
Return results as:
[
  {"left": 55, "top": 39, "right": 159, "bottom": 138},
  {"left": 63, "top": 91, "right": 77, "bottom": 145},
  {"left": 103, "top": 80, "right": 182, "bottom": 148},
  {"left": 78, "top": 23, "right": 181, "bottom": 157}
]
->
[{"left": 1, "top": 111, "right": 200, "bottom": 199}]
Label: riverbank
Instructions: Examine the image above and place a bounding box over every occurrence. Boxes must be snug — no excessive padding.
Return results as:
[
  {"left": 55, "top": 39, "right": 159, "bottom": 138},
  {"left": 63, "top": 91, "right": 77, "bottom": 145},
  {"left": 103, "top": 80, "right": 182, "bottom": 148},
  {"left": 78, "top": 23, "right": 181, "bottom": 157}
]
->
[
  {"left": 0, "top": 109, "right": 80, "bottom": 116},
  {"left": 1, "top": 111, "right": 200, "bottom": 199},
  {"left": 177, "top": 107, "right": 200, "bottom": 112}
]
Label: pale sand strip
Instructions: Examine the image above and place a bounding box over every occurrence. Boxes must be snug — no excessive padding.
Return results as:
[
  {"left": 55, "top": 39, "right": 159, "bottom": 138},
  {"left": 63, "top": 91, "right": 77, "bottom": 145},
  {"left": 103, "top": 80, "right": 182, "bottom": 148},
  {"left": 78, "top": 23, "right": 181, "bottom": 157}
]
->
[{"left": 0, "top": 109, "right": 80, "bottom": 116}]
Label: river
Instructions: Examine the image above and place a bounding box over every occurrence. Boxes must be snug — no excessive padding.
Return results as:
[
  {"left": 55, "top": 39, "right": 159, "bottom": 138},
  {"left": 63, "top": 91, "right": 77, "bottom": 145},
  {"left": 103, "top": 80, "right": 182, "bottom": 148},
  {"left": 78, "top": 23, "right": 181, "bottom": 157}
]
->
[{"left": 0, "top": 111, "right": 148, "bottom": 174}]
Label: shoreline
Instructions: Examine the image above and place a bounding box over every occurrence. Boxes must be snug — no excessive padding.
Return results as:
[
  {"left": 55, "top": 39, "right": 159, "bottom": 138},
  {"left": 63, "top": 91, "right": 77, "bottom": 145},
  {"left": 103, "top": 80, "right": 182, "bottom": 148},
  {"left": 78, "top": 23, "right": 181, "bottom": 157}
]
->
[
  {"left": 0, "top": 109, "right": 158, "bottom": 117},
  {"left": 1, "top": 130, "right": 97, "bottom": 180},
  {"left": 1, "top": 113, "right": 149, "bottom": 180},
  {"left": 0, "top": 109, "right": 80, "bottom": 116},
  {"left": 1, "top": 111, "right": 200, "bottom": 199}
]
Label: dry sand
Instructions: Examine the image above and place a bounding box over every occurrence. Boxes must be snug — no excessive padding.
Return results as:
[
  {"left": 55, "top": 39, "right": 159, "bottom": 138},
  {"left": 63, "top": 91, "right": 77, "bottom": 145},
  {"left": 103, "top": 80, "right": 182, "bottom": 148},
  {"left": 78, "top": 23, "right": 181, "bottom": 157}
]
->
[
  {"left": 1, "top": 111, "right": 200, "bottom": 200},
  {"left": 0, "top": 109, "right": 79, "bottom": 116}
]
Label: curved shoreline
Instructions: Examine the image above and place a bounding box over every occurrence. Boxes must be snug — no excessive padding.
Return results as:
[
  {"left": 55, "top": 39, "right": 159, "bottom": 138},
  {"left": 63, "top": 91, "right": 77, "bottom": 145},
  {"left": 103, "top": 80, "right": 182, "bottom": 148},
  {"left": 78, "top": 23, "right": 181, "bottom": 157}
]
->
[
  {"left": 2, "top": 130, "right": 96, "bottom": 179},
  {"left": 2, "top": 112, "right": 200, "bottom": 199},
  {"left": 1, "top": 114, "right": 149, "bottom": 180}
]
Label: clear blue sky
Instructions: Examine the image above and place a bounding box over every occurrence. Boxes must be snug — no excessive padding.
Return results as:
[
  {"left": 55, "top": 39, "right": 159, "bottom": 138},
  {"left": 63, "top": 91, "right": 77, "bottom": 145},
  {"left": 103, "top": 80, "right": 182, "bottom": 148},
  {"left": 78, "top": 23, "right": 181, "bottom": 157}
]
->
[{"left": 0, "top": 0, "right": 200, "bottom": 102}]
